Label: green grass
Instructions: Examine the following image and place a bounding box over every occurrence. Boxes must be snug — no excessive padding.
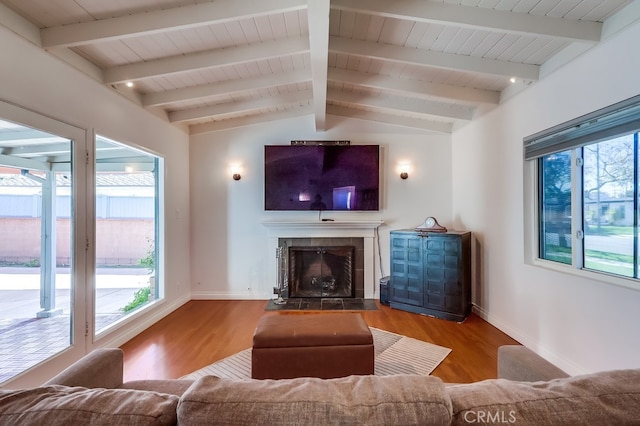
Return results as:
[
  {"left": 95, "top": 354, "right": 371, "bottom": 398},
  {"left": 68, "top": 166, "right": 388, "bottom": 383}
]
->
[
  {"left": 585, "top": 225, "right": 633, "bottom": 237},
  {"left": 545, "top": 244, "right": 636, "bottom": 277},
  {"left": 585, "top": 249, "right": 633, "bottom": 263},
  {"left": 584, "top": 260, "right": 634, "bottom": 277}
]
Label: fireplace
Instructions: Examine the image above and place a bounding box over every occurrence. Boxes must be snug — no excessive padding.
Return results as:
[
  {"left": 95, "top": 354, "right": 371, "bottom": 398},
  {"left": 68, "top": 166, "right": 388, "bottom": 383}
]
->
[
  {"left": 278, "top": 237, "right": 364, "bottom": 299},
  {"left": 289, "top": 246, "right": 355, "bottom": 298},
  {"left": 263, "top": 220, "right": 383, "bottom": 300}
]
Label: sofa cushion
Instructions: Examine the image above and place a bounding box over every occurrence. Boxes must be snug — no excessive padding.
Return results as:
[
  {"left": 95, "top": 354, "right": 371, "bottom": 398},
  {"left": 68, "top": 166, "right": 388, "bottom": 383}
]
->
[
  {"left": 178, "top": 374, "right": 452, "bottom": 426},
  {"left": 447, "top": 369, "right": 640, "bottom": 426},
  {"left": 0, "top": 385, "right": 178, "bottom": 426},
  {"left": 120, "top": 379, "right": 195, "bottom": 397}
]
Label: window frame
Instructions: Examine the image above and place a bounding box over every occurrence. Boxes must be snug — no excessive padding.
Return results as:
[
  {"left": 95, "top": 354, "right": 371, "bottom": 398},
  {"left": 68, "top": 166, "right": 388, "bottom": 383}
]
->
[{"left": 524, "top": 96, "right": 640, "bottom": 292}]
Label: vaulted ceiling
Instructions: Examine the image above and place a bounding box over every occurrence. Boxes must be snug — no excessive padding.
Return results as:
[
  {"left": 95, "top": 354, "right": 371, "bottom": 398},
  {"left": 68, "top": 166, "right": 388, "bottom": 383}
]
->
[{"left": 0, "top": 0, "right": 636, "bottom": 134}]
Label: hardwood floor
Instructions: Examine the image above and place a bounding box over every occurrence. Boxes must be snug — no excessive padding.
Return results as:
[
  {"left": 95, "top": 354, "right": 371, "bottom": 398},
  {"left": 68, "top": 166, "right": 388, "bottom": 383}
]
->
[{"left": 120, "top": 300, "right": 520, "bottom": 383}]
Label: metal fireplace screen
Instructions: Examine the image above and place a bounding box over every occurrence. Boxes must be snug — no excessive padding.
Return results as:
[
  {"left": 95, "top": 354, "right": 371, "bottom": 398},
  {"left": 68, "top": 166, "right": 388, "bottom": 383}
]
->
[{"left": 288, "top": 246, "right": 355, "bottom": 298}]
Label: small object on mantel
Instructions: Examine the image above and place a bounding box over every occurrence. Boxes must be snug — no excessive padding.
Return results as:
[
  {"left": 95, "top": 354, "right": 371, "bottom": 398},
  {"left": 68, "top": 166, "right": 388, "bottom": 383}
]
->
[{"left": 415, "top": 216, "right": 447, "bottom": 233}]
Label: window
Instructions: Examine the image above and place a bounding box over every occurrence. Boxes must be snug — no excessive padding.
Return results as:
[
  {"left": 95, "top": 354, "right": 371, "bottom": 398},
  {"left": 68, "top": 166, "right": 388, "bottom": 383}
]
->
[
  {"left": 94, "top": 135, "right": 164, "bottom": 335},
  {"left": 526, "top": 95, "right": 640, "bottom": 283}
]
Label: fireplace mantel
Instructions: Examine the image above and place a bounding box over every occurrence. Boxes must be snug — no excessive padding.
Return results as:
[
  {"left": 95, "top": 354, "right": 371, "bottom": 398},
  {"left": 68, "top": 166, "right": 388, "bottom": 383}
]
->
[
  {"left": 262, "top": 220, "right": 383, "bottom": 238},
  {"left": 262, "top": 220, "right": 384, "bottom": 299}
]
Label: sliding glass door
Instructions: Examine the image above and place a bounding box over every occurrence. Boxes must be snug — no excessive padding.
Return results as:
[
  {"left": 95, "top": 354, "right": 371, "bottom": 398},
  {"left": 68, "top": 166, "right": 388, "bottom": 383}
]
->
[
  {"left": 0, "top": 102, "right": 165, "bottom": 387},
  {"left": 0, "top": 102, "right": 87, "bottom": 387}
]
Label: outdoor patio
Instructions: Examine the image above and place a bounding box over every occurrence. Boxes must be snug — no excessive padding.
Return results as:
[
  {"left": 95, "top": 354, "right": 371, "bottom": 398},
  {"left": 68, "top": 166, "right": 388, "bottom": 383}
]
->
[{"left": 0, "top": 267, "right": 152, "bottom": 384}]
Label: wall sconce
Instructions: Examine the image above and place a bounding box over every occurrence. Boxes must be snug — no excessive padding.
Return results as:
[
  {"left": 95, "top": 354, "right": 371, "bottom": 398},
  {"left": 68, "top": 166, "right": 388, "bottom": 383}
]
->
[
  {"left": 230, "top": 164, "right": 243, "bottom": 181},
  {"left": 398, "top": 163, "right": 411, "bottom": 180}
]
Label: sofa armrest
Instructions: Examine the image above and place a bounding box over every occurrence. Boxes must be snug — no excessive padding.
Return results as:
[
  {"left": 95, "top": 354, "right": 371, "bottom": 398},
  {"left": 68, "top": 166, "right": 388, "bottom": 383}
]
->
[
  {"left": 498, "top": 345, "right": 569, "bottom": 382},
  {"left": 44, "top": 348, "right": 124, "bottom": 389}
]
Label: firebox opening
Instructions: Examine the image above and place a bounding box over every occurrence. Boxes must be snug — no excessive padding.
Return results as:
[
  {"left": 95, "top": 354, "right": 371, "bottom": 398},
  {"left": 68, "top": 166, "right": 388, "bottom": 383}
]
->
[{"left": 289, "top": 246, "right": 355, "bottom": 298}]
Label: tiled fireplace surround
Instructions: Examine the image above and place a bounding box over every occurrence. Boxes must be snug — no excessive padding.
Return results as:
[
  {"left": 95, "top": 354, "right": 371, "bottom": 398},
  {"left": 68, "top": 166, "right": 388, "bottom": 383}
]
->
[
  {"left": 263, "top": 221, "right": 383, "bottom": 300},
  {"left": 281, "top": 237, "right": 363, "bottom": 298}
]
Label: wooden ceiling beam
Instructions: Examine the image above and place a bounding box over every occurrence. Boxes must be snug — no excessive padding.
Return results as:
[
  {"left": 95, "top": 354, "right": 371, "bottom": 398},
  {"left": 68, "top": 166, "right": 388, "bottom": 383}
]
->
[
  {"left": 328, "top": 67, "right": 500, "bottom": 105},
  {"left": 104, "top": 36, "right": 309, "bottom": 85},
  {"left": 189, "top": 105, "right": 314, "bottom": 134},
  {"left": 326, "top": 87, "right": 474, "bottom": 121},
  {"left": 169, "top": 89, "right": 312, "bottom": 123},
  {"left": 41, "top": 0, "right": 307, "bottom": 48},
  {"left": 332, "top": 0, "right": 601, "bottom": 43},
  {"left": 327, "top": 105, "right": 452, "bottom": 133},
  {"left": 143, "top": 69, "right": 311, "bottom": 107},
  {"left": 307, "top": 0, "right": 330, "bottom": 131},
  {"left": 330, "top": 36, "right": 540, "bottom": 81}
]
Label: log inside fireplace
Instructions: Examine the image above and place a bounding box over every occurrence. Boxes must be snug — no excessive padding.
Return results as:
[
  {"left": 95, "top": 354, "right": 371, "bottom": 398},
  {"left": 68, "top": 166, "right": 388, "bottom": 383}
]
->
[{"left": 288, "top": 246, "right": 355, "bottom": 298}]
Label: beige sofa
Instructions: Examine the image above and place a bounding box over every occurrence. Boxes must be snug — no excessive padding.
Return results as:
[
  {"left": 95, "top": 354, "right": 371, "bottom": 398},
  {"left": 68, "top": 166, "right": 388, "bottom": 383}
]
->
[{"left": 1, "top": 345, "right": 639, "bottom": 425}]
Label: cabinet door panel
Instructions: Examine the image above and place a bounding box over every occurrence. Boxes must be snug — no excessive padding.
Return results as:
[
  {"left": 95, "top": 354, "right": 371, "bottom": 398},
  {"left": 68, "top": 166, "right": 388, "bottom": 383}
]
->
[
  {"left": 444, "top": 268, "right": 459, "bottom": 281},
  {"left": 390, "top": 235, "right": 423, "bottom": 306},
  {"left": 445, "top": 280, "right": 462, "bottom": 296},
  {"left": 427, "top": 280, "right": 444, "bottom": 294},
  {"left": 427, "top": 293, "right": 445, "bottom": 308},
  {"left": 426, "top": 239, "right": 444, "bottom": 251},
  {"left": 426, "top": 253, "right": 443, "bottom": 268},
  {"left": 444, "top": 255, "right": 459, "bottom": 269}
]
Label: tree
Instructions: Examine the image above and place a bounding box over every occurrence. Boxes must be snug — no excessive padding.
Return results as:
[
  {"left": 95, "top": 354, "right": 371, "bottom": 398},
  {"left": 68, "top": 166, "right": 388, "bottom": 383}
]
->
[
  {"left": 583, "top": 135, "right": 634, "bottom": 200},
  {"left": 583, "top": 135, "right": 635, "bottom": 229}
]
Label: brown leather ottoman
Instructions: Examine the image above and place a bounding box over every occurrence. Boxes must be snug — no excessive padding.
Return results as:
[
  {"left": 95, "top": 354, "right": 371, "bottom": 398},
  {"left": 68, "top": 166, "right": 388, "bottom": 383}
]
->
[{"left": 251, "top": 313, "right": 374, "bottom": 379}]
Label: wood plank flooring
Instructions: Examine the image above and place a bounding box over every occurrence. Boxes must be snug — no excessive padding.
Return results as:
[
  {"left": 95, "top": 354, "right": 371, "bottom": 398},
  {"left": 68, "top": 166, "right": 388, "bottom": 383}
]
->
[{"left": 120, "top": 300, "right": 520, "bottom": 383}]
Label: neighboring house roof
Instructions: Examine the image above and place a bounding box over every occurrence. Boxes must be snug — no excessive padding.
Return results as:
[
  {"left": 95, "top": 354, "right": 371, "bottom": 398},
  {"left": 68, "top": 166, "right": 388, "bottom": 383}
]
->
[{"left": 0, "top": 173, "right": 154, "bottom": 187}]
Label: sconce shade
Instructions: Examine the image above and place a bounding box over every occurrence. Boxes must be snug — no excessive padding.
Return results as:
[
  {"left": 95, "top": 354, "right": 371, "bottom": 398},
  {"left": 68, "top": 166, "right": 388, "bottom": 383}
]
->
[
  {"left": 233, "top": 173, "right": 241, "bottom": 181},
  {"left": 400, "top": 172, "right": 409, "bottom": 179}
]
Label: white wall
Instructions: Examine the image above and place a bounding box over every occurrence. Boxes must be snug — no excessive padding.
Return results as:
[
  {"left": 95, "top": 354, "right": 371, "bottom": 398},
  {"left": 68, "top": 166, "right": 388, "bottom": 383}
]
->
[
  {"left": 190, "top": 115, "right": 452, "bottom": 299},
  {"left": 452, "top": 21, "right": 640, "bottom": 374},
  {"left": 0, "top": 26, "right": 191, "bottom": 385}
]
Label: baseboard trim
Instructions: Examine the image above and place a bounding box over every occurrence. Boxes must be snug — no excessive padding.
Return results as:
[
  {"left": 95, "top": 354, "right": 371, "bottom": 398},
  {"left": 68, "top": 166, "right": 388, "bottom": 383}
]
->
[
  {"left": 94, "top": 295, "right": 191, "bottom": 349},
  {"left": 191, "top": 290, "right": 268, "bottom": 300},
  {"left": 472, "top": 304, "right": 585, "bottom": 376}
]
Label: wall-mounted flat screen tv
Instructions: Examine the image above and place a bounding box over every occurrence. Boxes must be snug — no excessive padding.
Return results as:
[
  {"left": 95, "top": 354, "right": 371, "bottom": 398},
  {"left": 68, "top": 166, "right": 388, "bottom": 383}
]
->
[{"left": 264, "top": 144, "right": 379, "bottom": 211}]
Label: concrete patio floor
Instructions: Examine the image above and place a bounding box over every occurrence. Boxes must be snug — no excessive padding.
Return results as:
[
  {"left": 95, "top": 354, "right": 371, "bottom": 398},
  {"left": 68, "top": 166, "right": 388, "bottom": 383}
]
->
[{"left": 0, "top": 267, "right": 152, "bottom": 385}]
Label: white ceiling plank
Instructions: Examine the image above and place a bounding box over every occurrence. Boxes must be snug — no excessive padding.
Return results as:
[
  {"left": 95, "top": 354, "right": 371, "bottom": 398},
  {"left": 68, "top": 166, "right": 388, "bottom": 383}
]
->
[
  {"left": 327, "top": 105, "right": 453, "bottom": 133},
  {"left": 331, "top": 0, "right": 602, "bottom": 43},
  {"left": 269, "top": 13, "right": 288, "bottom": 39},
  {"left": 41, "top": 0, "right": 307, "bottom": 48},
  {"left": 189, "top": 105, "right": 314, "bottom": 134},
  {"left": 327, "top": 68, "right": 499, "bottom": 105},
  {"left": 103, "top": 36, "right": 309, "bottom": 84},
  {"left": 307, "top": 0, "right": 330, "bottom": 131},
  {"left": 327, "top": 87, "right": 474, "bottom": 121},
  {"left": 143, "top": 69, "right": 310, "bottom": 107},
  {"left": 169, "top": 89, "right": 312, "bottom": 123},
  {"left": 330, "top": 36, "right": 540, "bottom": 81}
]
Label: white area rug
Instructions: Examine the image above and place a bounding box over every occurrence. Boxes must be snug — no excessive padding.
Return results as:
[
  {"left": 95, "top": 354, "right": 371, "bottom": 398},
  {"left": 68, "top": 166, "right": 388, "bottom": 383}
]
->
[{"left": 182, "top": 328, "right": 451, "bottom": 380}]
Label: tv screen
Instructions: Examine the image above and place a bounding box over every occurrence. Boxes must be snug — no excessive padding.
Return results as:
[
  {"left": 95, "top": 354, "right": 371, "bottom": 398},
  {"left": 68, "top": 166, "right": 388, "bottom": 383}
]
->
[{"left": 265, "top": 144, "right": 380, "bottom": 211}]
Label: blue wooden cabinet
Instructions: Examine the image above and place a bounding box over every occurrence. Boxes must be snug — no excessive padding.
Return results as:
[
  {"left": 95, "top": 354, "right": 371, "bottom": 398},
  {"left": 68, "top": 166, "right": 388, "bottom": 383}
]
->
[{"left": 389, "top": 229, "right": 471, "bottom": 321}]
